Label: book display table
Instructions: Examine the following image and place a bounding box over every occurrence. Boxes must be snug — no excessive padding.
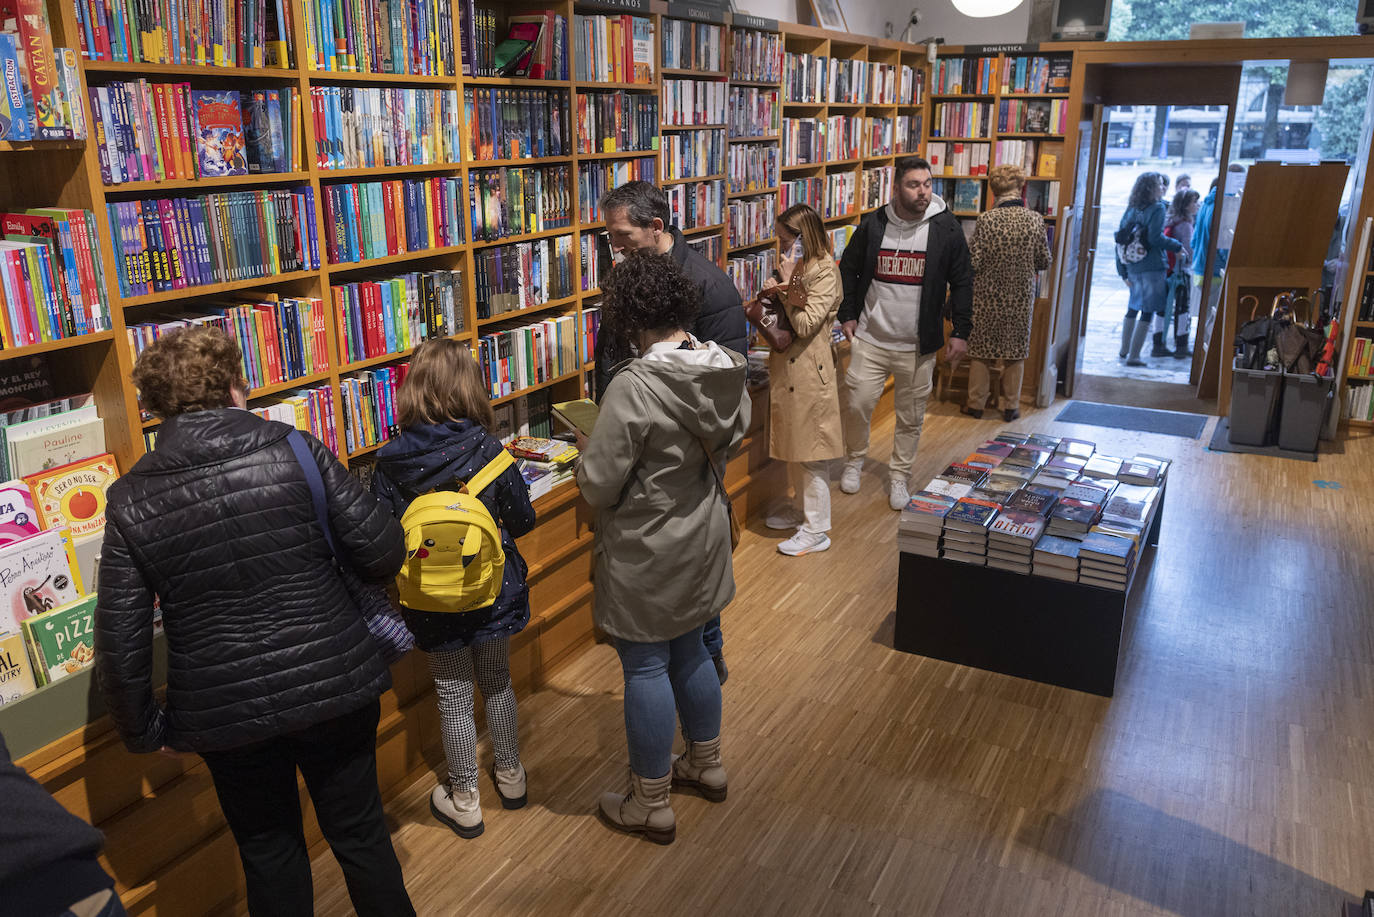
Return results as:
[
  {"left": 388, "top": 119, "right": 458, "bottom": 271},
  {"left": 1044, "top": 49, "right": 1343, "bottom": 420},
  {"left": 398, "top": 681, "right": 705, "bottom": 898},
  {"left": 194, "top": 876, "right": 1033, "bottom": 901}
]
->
[{"left": 893, "top": 480, "right": 1166, "bottom": 697}]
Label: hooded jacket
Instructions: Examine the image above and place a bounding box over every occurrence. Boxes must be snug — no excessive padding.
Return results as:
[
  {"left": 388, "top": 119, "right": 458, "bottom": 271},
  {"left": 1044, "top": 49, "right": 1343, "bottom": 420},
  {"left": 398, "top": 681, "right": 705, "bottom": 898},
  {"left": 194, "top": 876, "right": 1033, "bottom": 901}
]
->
[
  {"left": 371, "top": 420, "right": 535, "bottom": 652},
  {"left": 577, "top": 340, "right": 751, "bottom": 643},
  {"left": 1116, "top": 199, "right": 1181, "bottom": 278},
  {"left": 592, "top": 225, "right": 748, "bottom": 399},
  {"left": 837, "top": 196, "right": 974, "bottom": 354},
  {"left": 95, "top": 409, "right": 404, "bottom": 754}
]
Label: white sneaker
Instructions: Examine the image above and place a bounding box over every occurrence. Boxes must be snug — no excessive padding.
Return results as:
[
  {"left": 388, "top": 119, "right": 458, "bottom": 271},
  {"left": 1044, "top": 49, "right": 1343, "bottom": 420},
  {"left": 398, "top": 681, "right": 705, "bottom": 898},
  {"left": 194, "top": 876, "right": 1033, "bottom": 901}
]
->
[
  {"left": 888, "top": 479, "right": 910, "bottom": 511},
  {"left": 839, "top": 460, "right": 862, "bottom": 494},
  {"left": 778, "top": 529, "right": 831, "bottom": 556},
  {"left": 765, "top": 505, "right": 804, "bottom": 530},
  {"left": 430, "top": 784, "right": 483, "bottom": 838}
]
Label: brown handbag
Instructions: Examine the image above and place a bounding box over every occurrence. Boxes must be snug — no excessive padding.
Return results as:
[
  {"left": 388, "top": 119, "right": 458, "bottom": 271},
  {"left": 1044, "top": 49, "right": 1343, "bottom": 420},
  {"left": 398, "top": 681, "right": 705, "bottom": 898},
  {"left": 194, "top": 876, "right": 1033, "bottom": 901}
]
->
[{"left": 742, "top": 268, "right": 807, "bottom": 353}]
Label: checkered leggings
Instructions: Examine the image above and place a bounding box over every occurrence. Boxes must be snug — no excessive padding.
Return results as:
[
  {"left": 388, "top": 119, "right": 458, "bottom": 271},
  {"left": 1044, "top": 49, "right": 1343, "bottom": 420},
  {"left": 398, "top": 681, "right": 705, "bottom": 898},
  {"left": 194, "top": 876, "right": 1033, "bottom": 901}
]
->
[{"left": 427, "top": 637, "right": 521, "bottom": 792}]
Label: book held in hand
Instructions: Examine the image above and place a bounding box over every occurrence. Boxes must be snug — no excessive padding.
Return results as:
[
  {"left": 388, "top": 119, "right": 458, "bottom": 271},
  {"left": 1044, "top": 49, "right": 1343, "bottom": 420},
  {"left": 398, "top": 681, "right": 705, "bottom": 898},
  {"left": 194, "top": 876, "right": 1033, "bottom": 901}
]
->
[{"left": 550, "top": 399, "right": 599, "bottom": 437}]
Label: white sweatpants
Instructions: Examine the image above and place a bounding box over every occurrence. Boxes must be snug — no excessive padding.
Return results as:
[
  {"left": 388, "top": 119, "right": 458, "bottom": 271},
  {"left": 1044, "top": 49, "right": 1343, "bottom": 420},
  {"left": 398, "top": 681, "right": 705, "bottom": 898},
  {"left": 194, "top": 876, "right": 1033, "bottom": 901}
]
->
[{"left": 843, "top": 337, "right": 937, "bottom": 482}]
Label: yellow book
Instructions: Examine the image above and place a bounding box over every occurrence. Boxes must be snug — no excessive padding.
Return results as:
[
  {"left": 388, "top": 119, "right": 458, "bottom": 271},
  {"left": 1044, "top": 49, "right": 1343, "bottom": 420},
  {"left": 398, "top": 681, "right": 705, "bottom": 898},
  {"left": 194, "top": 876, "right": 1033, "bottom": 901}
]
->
[
  {"left": 551, "top": 399, "right": 599, "bottom": 436},
  {"left": 0, "top": 631, "right": 38, "bottom": 705},
  {"left": 1037, "top": 151, "right": 1059, "bottom": 178}
]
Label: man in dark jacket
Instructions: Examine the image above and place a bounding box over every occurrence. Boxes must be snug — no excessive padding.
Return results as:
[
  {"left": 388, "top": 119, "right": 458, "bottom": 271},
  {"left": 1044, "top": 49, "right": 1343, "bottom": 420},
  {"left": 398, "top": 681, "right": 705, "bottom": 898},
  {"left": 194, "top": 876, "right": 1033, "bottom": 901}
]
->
[
  {"left": 837, "top": 155, "right": 973, "bottom": 512},
  {"left": 94, "top": 326, "right": 415, "bottom": 917},
  {"left": 591, "top": 180, "right": 747, "bottom": 684}
]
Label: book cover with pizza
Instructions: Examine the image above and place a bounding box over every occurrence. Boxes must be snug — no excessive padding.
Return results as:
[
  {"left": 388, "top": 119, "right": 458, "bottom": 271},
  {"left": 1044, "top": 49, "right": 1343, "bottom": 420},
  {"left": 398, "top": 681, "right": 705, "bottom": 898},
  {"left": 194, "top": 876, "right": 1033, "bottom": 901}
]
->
[
  {"left": 24, "top": 451, "right": 117, "bottom": 540},
  {"left": 21, "top": 593, "right": 95, "bottom": 686},
  {"left": 0, "top": 478, "right": 40, "bottom": 545},
  {"left": 190, "top": 89, "right": 248, "bottom": 178},
  {"left": 0, "top": 526, "right": 82, "bottom": 638},
  {"left": 0, "top": 629, "right": 36, "bottom": 704}
]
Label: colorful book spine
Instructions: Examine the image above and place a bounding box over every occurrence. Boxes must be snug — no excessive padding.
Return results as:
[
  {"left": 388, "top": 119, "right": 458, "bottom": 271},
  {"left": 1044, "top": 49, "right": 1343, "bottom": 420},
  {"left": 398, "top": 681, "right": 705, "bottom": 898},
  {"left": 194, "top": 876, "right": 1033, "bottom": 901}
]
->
[
  {"left": 73, "top": 0, "right": 293, "bottom": 66},
  {"left": 462, "top": 87, "right": 569, "bottom": 162},
  {"left": 727, "top": 87, "right": 779, "bottom": 140},
  {"left": 660, "top": 79, "right": 726, "bottom": 127},
  {"left": 310, "top": 85, "right": 460, "bottom": 171},
  {"left": 665, "top": 179, "right": 724, "bottom": 232},
  {"left": 727, "top": 141, "right": 777, "bottom": 195},
  {"left": 319, "top": 176, "right": 462, "bottom": 265},
  {"left": 726, "top": 194, "right": 774, "bottom": 249},
  {"left": 301, "top": 0, "right": 449, "bottom": 74},
  {"left": 473, "top": 236, "right": 574, "bottom": 320},
  {"left": 475, "top": 313, "right": 579, "bottom": 399},
  {"left": 248, "top": 383, "right": 337, "bottom": 453},
  {"left": 779, "top": 176, "right": 822, "bottom": 212},
  {"left": 0, "top": 209, "right": 111, "bottom": 347},
  {"left": 468, "top": 165, "right": 571, "bottom": 242},
  {"left": 660, "top": 19, "right": 721, "bottom": 71},
  {"left": 577, "top": 157, "right": 655, "bottom": 224},
  {"left": 339, "top": 363, "right": 405, "bottom": 453},
  {"left": 730, "top": 28, "right": 781, "bottom": 83},
  {"left": 727, "top": 248, "right": 776, "bottom": 299},
  {"left": 661, "top": 128, "right": 725, "bottom": 181},
  {"left": 932, "top": 56, "right": 998, "bottom": 95},
  {"left": 931, "top": 102, "right": 994, "bottom": 139},
  {"left": 575, "top": 91, "right": 658, "bottom": 155},
  {"left": 331, "top": 267, "right": 463, "bottom": 365},
  {"left": 572, "top": 13, "right": 654, "bottom": 84}
]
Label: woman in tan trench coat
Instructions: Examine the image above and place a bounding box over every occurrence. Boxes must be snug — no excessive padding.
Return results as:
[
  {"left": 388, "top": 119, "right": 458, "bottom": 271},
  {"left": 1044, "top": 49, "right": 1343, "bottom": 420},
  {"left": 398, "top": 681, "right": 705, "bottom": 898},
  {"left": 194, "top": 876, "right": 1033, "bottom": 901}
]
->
[{"left": 764, "top": 203, "right": 844, "bottom": 556}]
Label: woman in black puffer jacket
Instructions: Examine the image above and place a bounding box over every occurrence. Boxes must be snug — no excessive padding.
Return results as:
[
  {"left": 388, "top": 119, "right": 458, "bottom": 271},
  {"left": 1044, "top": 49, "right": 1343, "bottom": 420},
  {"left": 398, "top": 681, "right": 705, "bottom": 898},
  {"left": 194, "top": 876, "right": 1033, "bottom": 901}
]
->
[{"left": 94, "top": 326, "right": 414, "bottom": 917}]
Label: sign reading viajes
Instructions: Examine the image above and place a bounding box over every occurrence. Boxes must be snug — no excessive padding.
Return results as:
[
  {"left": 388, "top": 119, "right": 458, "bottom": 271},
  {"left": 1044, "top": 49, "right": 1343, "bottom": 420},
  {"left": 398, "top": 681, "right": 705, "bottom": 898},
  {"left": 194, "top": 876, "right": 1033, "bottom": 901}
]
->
[{"left": 733, "top": 13, "right": 780, "bottom": 31}]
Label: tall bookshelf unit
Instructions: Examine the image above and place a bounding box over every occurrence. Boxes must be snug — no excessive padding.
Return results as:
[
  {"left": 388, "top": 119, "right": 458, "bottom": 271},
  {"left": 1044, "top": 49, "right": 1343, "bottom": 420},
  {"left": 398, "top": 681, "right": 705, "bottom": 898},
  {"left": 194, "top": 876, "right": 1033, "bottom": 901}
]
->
[
  {"left": 923, "top": 46, "right": 1070, "bottom": 402},
  {"left": 725, "top": 15, "right": 783, "bottom": 298},
  {"left": 0, "top": 3, "right": 931, "bottom": 912}
]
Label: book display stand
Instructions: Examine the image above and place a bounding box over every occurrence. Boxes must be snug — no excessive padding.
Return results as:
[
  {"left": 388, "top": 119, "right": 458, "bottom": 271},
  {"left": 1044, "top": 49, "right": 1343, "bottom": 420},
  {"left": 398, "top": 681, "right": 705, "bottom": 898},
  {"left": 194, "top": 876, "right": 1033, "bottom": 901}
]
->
[{"left": 893, "top": 478, "right": 1165, "bottom": 698}]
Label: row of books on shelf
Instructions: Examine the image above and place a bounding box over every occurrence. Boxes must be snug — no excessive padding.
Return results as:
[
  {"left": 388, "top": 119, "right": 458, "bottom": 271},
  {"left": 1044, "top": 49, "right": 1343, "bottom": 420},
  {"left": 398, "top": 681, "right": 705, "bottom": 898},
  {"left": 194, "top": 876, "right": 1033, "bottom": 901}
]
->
[
  {"left": 896, "top": 115, "right": 922, "bottom": 154},
  {"left": 249, "top": 384, "right": 337, "bottom": 452},
  {"left": 311, "top": 86, "right": 460, "bottom": 172},
  {"left": 830, "top": 225, "right": 855, "bottom": 260},
  {"left": 993, "top": 140, "right": 1059, "bottom": 178},
  {"left": 730, "top": 27, "right": 782, "bottom": 83},
  {"left": 126, "top": 295, "right": 329, "bottom": 391},
  {"left": 862, "top": 166, "right": 894, "bottom": 211},
  {"left": 781, "top": 117, "right": 861, "bottom": 166},
  {"left": 661, "top": 79, "right": 726, "bottom": 127},
  {"left": 107, "top": 189, "right": 319, "bottom": 299},
  {"left": 782, "top": 53, "right": 923, "bottom": 106},
  {"left": 934, "top": 179, "right": 982, "bottom": 214},
  {"left": 476, "top": 313, "right": 580, "bottom": 399},
  {"left": 332, "top": 268, "right": 462, "bottom": 364},
  {"left": 998, "top": 98, "right": 1069, "bottom": 135},
  {"left": 473, "top": 235, "right": 574, "bottom": 320},
  {"left": 93, "top": 84, "right": 297, "bottom": 185},
  {"left": 1355, "top": 276, "right": 1374, "bottom": 321},
  {"left": 661, "top": 18, "right": 721, "bottom": 72},
  {"left": 1342, "top": 378, "right": 1374, "bottom": 421},
  {"left": 780, "top": 176, "right": 821, "bottom": 213},
  {"left": 572, "top": 13, "right": 653, "bottom": 84},
  {"left": 1, "top": 209, "right": 112, "bottom": 346},
  {"left": 898, "top": 432, "right": 1168, "bottom": 590},
  {"left": 578, "top": 157, "right": 655, "bottom": 224},
  {"left": 71, "top": 0, "right": 290, "bottom": 67},
  {"left": 577, "top": 92, "right": 658, "bottom": 155},
  {"left": 0, "top": 31, "right": 84, "bottom": 141},
  {"left": 727, "top": 195, "right": 774, "bottom": 249},
  {"left": 820, "top": 172, "right": 855, "bottom": 219},
  {"left": 340, "top": 362, "right": 404, "bottom": 453},
  {"left": 579, "top": 233, "right": 605, "bottom": 292},
  {"left": 469, "top": 166, "right": 571, "bottom": 242},
  {"left": 728, "top": 87, "right": 779, "bottom": 140},
  {"left": 927, "top": 141, "right": 990, "bottom": 177},
  {"left": 727, "top": 248, "right": 775, "bottom": 299},
  {"left": 728, "top": 143, "right": 778, "bottom": 194},
  {"left": 320, "top": 176, "right": 462, "bottom": 265},
  {"left": 463, "top": 5, "right": 566, "bottom": 80},
  {"left": 464, "top": 88, "right": 570, "bottom": 162},
  {"left": 863, "top": 117, "right": 895, "bottom": 158},
  {"left": 685, "top": 234, "right": 722, "bottom": 266},
  {"left": 931, "top": 102, "right": 994, "bottom": 139},
  {"left": 662, "top": 129, "right": 725, "bottom": 181},
  {"left": 666, "top": 180, "right": 724, "bottom": 233},
  {"left": 1348, "top": 336, "right": 1374, "bottom": 378},
  {"left": 931, "top": 55, "right": 1070, "bottom": 96}
]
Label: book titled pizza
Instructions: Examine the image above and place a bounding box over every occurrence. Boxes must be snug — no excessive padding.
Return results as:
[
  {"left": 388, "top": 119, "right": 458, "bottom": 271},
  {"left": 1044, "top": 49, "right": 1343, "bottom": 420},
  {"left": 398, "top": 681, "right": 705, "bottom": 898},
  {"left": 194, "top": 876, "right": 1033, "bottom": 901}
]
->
[
  {"left": 24, "top": 452, "right": 118, "bottom": 540},
  {"left": 21, "top": 593, "right": 95, "bottom": 686},
  {"left": 190, "top": 89, "right": 249, "bottom": 178},
  {"left": 0, "top": 629, "right": 37, "bottom": 704}
]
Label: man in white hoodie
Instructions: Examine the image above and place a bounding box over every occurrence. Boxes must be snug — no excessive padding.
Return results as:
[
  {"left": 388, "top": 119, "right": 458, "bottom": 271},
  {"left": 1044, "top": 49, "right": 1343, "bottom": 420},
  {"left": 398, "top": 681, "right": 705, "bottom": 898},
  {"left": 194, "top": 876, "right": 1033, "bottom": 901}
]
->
[{"left": 837, "top": 156, "right": 974, "bottom": 510}]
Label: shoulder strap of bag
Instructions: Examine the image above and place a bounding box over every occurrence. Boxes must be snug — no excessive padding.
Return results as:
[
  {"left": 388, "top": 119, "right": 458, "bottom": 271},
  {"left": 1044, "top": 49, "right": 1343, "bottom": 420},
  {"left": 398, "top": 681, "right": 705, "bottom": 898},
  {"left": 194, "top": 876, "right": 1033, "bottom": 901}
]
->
[
  {"left": 696, "top": 434, "right": 727, "bottom": 497},
  {"left": 286, "top": 429, "right": 344, "bottom": 565},
  {"left": 459, "top": 448, "right": 515, "bottom": 497}
]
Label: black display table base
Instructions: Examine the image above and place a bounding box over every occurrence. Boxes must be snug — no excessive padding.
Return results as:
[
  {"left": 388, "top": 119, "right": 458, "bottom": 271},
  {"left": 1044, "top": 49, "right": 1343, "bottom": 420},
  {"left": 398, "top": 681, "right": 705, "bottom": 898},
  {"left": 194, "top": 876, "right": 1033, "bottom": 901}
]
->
[{"left": 893, "top": 486, "right": 1165, "bottom": 697}]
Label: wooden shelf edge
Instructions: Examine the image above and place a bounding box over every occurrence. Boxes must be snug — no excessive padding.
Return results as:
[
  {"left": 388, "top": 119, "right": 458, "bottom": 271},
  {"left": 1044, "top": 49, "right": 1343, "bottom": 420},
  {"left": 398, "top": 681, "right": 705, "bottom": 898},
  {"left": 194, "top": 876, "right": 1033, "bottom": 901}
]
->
[
  {"left": 119, "top": 270, "right": 319, "bottom": 308},
  {"left": 103, "top": 171, "right": 312, "bottom": 195},
  {"left": 0, "top": 329, "right": 115, "bottom": 360},
  {"left": 476, "top": 296, "right": 580, "bottom": 328},
  {"left": 325, "top": 245, "right": 466, "bottom": 275},
  {"left": 85, "top": 60, "right": 297, "bottom": 79}
]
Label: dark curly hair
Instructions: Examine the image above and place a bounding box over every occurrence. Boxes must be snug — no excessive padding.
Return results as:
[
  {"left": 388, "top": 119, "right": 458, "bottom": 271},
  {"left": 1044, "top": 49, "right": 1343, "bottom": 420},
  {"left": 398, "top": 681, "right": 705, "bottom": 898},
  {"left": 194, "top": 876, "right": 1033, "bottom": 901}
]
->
[
  {"left": 601, "top": 250, "right": 701, "bottom": 342},
  {"left": 1128, "top": 172, "right": 1162, "bottom": 212},
  {"left": 131, "top": 325, "right": 245, "bottom": 419}
]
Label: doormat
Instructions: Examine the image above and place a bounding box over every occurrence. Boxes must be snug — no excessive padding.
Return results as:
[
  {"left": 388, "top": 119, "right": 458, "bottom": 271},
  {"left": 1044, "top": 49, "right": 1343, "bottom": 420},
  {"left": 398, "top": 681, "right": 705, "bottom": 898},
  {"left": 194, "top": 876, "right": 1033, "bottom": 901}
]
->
[
  {"left": 1205, "top": 417, "right": 1318, "bottom": 462},
  {"left": 1054, "top": 401, "right": 1209, "bottom": 439}
]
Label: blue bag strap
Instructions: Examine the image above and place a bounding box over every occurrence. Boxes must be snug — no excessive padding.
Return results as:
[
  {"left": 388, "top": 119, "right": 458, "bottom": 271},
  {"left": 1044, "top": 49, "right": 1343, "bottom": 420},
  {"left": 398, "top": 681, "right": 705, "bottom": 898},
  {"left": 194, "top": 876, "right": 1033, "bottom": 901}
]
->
[{"left": 286, "top": 429, "right": 343, "bottom": 564}]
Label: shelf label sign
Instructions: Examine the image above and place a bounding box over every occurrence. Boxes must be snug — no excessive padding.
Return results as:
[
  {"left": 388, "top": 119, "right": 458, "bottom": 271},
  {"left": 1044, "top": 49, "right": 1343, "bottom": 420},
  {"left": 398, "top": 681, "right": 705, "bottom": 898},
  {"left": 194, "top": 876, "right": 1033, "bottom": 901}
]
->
[
  {"left": 968, "top": 43, "right": 1041, "bottom": 54},
  {"left": 666, "top": 1, "right": 728, "bottom": 24},
  {"left": 579, "top": 0, "right": 650, "bottom": 11},
  {"left": 732, "top": 13, "right": 779, "bottom": 31}
]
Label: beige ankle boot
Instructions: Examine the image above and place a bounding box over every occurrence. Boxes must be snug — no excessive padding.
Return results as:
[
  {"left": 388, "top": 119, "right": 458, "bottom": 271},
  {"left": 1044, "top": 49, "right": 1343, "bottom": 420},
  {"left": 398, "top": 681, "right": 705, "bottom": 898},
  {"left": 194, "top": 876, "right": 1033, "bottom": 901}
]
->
[
  {"left": 430, "top": 784, "right": 483, "bottom": 839},
  {"left": 599, "top": 770, "right": 675, "bottom": 844},
  {"left": 671, "top": 736, "right": 727, "bottom": 802},
  {"left": 493, "top": 763, "right": 527, "bottom": 810}
]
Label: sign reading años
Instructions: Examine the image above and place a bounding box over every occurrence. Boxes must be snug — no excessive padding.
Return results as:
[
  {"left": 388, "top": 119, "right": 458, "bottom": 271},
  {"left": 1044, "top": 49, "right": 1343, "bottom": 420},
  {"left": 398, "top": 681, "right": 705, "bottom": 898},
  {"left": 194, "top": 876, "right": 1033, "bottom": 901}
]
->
[{"left": 666, "top": 0, "right": 728, "bottom": 25}]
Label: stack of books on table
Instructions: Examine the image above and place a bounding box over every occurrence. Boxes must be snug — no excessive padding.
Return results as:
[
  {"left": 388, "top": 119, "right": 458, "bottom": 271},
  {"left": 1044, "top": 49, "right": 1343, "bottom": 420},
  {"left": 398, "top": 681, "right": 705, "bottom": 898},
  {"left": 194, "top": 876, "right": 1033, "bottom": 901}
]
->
[
  {"left": 507, "top": 436, "right": 578, "bottom": 500},
  {"left": 941, "top": 490, "right": 1001, "bottom": 565},
  {"left": 897, "top": 491, "right": 955, "bottom": 557},
  {"left": 986, "top": 484, "right": 1054, "bottom": 573},
  {"left": 1032, "top": 534, "right": 1082, "bottom": 582}
]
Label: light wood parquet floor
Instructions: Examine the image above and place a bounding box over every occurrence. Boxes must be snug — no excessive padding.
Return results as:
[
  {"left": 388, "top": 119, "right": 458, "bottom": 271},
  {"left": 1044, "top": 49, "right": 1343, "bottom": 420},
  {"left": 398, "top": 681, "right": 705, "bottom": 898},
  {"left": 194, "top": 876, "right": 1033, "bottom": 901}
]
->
[{"left": 307, "top": 397, "right": 1374, "bottom": 917}]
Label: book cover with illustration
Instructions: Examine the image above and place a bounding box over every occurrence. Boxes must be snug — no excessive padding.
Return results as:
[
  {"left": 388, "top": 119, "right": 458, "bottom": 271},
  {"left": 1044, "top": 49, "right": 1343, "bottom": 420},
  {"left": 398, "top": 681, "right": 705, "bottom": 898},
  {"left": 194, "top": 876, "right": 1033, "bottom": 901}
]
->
[
  {"left": 25, "top": 452, "right": 117, "bottom": 540},
  {"left": 0, "top": 526, "right": 82, "bottom": 638},
  {"left": 22, "top": 593, "right": 95, "bottom": 686},
  {"left": 4, "top": 404, "right": 104, "bottom": 479},
  {"left": 0, "top": 0, "right": 64, "bottom": 138},
  {"left": 0, "top": 478, "right": 40, "bottom": 544},
  {"left": 0, "top": 32, "right": 33, "bottom": 141},
  {"left": 190, "top": 89, "right": 248, "bottom": 178},
  {"left": 0, "top": 629, "right": 36, "bottom": 703}
]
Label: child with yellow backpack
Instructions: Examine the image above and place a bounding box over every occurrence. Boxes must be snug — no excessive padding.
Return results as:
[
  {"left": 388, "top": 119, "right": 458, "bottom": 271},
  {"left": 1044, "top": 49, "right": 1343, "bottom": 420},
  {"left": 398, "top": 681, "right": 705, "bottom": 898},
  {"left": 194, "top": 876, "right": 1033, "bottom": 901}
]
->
[{"left": 371, "top": 339, "right": 536, "bottom": 839}]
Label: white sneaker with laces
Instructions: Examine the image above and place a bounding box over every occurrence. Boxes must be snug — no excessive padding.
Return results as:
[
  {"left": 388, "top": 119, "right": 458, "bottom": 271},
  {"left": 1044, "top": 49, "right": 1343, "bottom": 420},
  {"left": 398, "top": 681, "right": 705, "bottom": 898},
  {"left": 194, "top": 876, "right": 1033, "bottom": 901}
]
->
[
  {"left": 839, "top": 461, "right": 862, "bottom": 494},
  {"left": 888, "top": 479, "right": 910, "bottom": 512},
  {"left": 777, "top": 529, "right": 831, "bottom": 556},
  {"left": 766, "top": 505, "right": 804, "bottom": 530}
]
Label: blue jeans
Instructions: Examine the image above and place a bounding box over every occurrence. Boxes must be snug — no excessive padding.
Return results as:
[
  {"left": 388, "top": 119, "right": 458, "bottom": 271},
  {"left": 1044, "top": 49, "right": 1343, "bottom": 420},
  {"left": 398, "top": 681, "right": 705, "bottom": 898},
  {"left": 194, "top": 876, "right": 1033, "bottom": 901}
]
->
[
  {"left": 60, "top": 890, "right": 126, "bottom": 917},
  {"left": 702, "top": 616, "right": 723, "bottom": 657},
  {"left": 614, "top": 625, "right": 723, "bottom": 778}
]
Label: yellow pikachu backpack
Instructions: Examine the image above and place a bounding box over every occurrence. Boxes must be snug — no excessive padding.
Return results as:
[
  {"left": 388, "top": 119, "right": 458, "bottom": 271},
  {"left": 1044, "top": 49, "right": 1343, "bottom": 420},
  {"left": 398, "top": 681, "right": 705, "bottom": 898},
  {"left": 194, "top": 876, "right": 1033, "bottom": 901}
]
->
[{"left": 396, "top": 450, "right": 515, "bottom": 613}]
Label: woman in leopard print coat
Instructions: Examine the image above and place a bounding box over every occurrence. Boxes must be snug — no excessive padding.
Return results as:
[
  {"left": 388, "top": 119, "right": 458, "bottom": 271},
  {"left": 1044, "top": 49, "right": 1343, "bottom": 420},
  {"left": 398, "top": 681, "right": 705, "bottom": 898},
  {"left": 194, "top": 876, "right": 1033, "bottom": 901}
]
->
[{"left": 963, "top": 164, "right": 1051, "bottom": 422}]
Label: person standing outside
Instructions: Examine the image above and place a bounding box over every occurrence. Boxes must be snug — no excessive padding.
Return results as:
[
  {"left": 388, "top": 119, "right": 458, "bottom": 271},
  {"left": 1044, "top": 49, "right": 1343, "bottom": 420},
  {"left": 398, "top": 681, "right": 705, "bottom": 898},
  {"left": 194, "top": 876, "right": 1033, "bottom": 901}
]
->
[
  {"left": 1161, "top": 188, "right": 1200, "bottom": 358},
  {"left": 592, "top": 180, "right": 746, "bottom": 683},
  {"left": 1116, "top": 171, "right": 1182, "bottom": 367},
  {"left": 837, "top": 155, "right": 973, "bottom": 511},
  {"left": 962, "top": 165, "right": 1051, "bottom": 422}
]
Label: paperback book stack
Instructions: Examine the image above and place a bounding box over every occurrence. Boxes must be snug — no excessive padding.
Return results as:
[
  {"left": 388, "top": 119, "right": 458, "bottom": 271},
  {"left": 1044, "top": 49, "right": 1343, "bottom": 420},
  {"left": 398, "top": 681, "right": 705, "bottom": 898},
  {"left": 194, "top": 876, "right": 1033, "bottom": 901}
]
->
[
  {"left": 897, "top": 491, "right": 954, "bottom": 557},
  {"left": 987, "top": 484, "right": 1053, "bottom": 573}
]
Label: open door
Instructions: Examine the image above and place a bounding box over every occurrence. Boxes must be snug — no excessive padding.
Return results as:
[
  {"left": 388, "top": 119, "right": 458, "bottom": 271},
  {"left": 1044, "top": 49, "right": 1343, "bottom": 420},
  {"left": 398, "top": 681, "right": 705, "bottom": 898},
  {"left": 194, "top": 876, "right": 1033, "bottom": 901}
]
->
[{"left": 1058, "top": 110, "right": 1106, "bottom": 398}]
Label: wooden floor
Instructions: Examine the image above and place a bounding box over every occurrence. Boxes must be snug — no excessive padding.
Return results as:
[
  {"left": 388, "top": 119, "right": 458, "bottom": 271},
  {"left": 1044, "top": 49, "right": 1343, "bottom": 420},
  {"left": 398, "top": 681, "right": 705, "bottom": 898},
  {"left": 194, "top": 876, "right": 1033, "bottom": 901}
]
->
[{"left": 304, "top": 398, "right": 1374, "bottom": 917}]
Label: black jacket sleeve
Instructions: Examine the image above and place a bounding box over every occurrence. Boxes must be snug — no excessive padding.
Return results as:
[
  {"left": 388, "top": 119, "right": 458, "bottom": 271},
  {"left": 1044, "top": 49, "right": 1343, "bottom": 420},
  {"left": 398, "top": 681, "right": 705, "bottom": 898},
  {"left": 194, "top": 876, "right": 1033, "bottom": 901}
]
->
[
  {"left": 693, "top": 272, "right": 747, "bottom": 356},
  {"left": 836, "top": 219, "right": 870, "bottom": 324},
  {"left": 312, "top": 435, "right": 405, "bottom": 583},
  {"left": 943, "top": 221, "right": 975, "bottom": 340},
  {"left": 94, "top": 510, "right": 167, "bottom": 754}
]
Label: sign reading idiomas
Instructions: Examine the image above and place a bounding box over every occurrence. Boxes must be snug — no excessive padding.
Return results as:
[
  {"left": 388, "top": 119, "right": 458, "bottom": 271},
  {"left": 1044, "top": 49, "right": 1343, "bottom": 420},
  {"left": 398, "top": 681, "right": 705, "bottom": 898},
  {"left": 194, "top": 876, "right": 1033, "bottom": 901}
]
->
[{"left": 666, "top": 0, "right": 728, "bottom": 24}]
